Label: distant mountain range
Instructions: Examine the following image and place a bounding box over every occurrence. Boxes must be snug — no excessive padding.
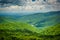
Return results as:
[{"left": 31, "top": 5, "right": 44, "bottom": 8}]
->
[
  {"left": 0, "top": 11, "right": 60, "bottom": 27},
  {"left": 18, "top": 11, "right": 60, "bottom": 27}
]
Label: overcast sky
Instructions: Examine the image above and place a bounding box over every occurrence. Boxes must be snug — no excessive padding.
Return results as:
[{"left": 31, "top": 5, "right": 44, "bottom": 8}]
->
[{"left": 0, "top": 0, "right": 60, "bottom": 13}]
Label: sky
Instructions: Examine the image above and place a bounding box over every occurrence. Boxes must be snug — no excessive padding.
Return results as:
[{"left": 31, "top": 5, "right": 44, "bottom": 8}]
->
[{"left": 0, "top": 0, "right": 60, "bottom": 13}]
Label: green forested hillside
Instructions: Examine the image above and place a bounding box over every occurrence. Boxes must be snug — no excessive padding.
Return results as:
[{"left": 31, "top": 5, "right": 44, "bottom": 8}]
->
[
  {"left": 0, "top": 20, "right": 60, "bottom": 40},
  {"left": 0, "top": 21, "right": 40, "bottom": 40},
  {"left": 0, "top": 11, "right": 60, "bottom": 40},
  {"left": 40, "top": 24, "right": 60, "bottom": 35}
]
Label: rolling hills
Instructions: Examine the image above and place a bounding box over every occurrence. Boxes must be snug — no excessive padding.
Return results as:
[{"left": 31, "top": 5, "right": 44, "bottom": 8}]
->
[
  {"left": 0, "top": 11, "right": 60, "bottom": 40},
  {"left": 1, "top": 11, "right": 60, "bottom": 27},
  {"left": 0, "top": 18, "right": 60, "bottom": 40}
]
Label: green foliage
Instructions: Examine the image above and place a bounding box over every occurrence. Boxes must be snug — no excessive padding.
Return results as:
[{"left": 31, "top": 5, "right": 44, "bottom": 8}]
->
[
  {"left": 0, "top": 11, "right": 60, "bottom": 40},
  {"left": 0, "top": 21, "right": 39, "bottom": 33},
  {"left": 0, "top": 21, "right": 60, "bottom": 40},
  {"left": 40, "top": 24, "right": 60, "bottom": 35}
]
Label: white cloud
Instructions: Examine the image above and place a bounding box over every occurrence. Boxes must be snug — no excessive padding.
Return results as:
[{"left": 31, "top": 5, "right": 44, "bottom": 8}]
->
[
  {"left": 0, "top": 5, "right": 46, "bottom": 11},
  {"left": 0, "top": 0, "right": 60, "bottom": 13}
]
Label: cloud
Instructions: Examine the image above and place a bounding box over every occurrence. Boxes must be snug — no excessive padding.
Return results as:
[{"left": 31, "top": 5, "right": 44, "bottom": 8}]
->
[
  {"left": 0, "top": 0, "right": 60, "bottom": 12},
  {"left": 0, "top": 5, "right": 45, "bottom": 11},
  {"left": 0, "top": 0, "right": 24, "bottom": 7},
  {"left": 0, "top": 0, "right": 60, "bottom": 7}
]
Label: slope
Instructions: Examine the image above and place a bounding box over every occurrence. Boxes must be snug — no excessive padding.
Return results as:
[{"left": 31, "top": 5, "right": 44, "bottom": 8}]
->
[{"left": 40, "top": 24, "right": 60, "bottom": 35}]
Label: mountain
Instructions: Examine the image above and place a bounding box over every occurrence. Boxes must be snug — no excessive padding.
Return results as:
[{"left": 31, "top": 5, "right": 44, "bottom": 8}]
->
[
  {"left": 0, "top": 15, "right": 60, "bottom": 40},
  {"left": 3, "top": 11, "right": 59, "bottom": 27},
  {"left": 19, "top": 11, "right": 60, "bottom": 27},
  {"left": 0, "top": 11, "right": 60, "bottom": 40}
]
